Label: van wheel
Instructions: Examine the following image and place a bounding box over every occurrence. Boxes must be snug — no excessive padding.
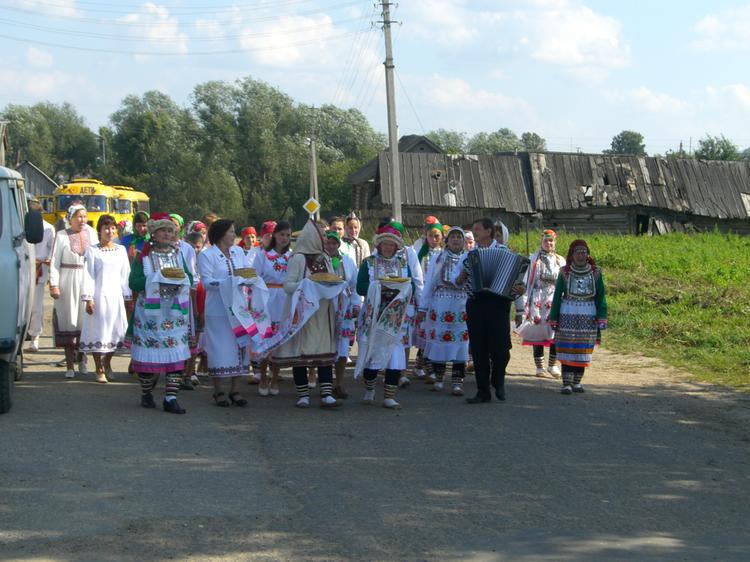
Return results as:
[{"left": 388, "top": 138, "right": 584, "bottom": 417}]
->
[
  {"left": 13, "top": 352, "right": 23, "bottom": 382},
  {"left": 0, "top": 360, "right": 12, "bottom": 414}
]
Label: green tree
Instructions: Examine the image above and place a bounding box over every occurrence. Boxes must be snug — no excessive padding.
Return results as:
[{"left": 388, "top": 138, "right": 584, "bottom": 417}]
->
[
  {"left": 604, "top": 130, "right": 647, "bottom": 156},
  {"left": 425, "top": 128, "right": 467, "bottom": 153},
  {"left": 108, "top": 91, "right": 241, "bottom": 220},
  {"left": 1, "top": 102, "right": 98, "bottom": 179},
  {"left": 192, "top": 78, "right": 384, "bottom": 226},
  {"left": 694, "top": 134, "right": 740, "bottom": 161},
  {"left": 520, "top": 131, "right": 547, "bottom": 151},
  {"left": 467, "top": 128, "right": 522, "bottom": 154}
]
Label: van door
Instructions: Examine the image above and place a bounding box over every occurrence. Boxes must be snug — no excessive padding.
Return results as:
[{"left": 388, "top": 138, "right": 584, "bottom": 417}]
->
[{"left": 8, "top": 181, "right": 33, "bottom": 346}]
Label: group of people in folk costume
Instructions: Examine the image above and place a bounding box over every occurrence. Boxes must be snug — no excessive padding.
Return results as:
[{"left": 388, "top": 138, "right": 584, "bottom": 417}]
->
[{"left": 28, "top": 201, "right": 608, "bottom": 414}]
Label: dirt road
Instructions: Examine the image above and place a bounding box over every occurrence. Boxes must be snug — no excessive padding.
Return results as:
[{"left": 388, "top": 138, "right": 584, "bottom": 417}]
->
[{"left": 1, "top": 325, "right": 749, "bottom": 561}]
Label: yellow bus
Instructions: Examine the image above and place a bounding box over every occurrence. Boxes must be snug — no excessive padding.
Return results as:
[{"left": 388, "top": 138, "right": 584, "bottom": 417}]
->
[
  {"left": 42, "top": 179, "right": 149, "bottom": 228},
  {"left": 112, "top": 185, "right": 150, "bottom": 217}
]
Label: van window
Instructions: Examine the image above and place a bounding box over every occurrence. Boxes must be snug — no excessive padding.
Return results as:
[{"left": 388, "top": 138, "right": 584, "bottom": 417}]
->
[
  {"left": 0, "top": 184, "right": 4, "bottom": 238},
  {"left": 7, "top": 184, "right": 24, "bottom": 237}
]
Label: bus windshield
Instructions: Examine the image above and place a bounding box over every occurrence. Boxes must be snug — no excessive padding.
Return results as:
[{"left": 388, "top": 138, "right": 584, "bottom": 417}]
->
[{"left": 58, "top": 195, "right": 109, "bottom": 213}]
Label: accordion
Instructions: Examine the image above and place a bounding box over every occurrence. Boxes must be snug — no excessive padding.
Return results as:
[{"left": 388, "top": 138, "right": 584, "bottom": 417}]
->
[{"left": 465, "top": 247, "right": 530, "bottom": 299}]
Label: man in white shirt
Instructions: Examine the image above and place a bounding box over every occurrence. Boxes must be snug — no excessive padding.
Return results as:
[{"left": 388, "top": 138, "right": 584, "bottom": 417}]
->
[
  {"left": 27, "top": 200, "right": 56, "bottom": 352},
  {"left": 454, "top": 218, "right": 524, "bottom": 403}
]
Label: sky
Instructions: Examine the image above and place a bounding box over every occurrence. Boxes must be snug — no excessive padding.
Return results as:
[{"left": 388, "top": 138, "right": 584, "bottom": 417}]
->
[{"left": 1, "top": 0, "right": 750, "bottom": 155}]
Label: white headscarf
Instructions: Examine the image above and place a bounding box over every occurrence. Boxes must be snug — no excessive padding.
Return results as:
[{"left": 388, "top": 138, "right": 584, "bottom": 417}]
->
[{"left": 66, "top": 204, "right": 86, "bottom": 223}]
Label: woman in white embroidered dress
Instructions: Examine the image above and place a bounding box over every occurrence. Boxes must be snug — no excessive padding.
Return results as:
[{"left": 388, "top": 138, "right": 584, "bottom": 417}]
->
[
  {"left": 49, "top": 204, "right": 99, "bottom": 379},
  {"left": 198, "top": 219, "right": 254, "bottom": 407},
  {"left": 515, "top": 230, "right": 565, "bottom": 377},
  {"left": 130, "top": 213, "right": 192, "bottom": 414},
  {"left": 80, "top": 215, "right": 131, "bottom": 383},
  {"left": 252, "top": 220, "right": 292, "bottom": 396},
  {"left": 419, "top": 227, "right": 470, "bottom": 395}
]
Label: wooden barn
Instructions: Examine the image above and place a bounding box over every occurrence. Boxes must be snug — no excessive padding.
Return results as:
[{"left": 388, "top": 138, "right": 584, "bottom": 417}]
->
[
  {"left": 526, "top": 152, "right": 750, "bottom": 235},
  {"left": 17, "top": 161, "right": 58, "bottom": 198},
  {"left": 348, "top": 137, "right": 750, "bottom": 235},
  {"left": 348, "top": 147, "right": 534, "bottom": 230}
]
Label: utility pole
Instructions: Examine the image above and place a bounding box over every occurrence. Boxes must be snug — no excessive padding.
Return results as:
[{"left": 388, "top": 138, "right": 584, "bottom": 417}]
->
[
  {"left": 309, "top": 137, "right": 319, "bottom": 220},
  {"left": 380, "top": 1, "right": 402, "bottom": 222}
]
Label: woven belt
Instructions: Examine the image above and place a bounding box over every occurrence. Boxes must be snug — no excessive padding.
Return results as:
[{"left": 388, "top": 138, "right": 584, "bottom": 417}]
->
[
  {"left": 60, "top": 263, "right": 84, "bottom": 269},
  {"left": 266, "top": 283, "right": 283, "bottom": 288}
]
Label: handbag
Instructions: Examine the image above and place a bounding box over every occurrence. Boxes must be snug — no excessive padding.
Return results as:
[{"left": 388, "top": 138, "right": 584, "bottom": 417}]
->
[{"left": 515, "top": 317, "right": 554, "bottom": 343}]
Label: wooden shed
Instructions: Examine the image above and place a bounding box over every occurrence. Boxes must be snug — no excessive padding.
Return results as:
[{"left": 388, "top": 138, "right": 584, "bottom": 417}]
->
[
  {"left": 527, "top": 152, "right": 750, "bottom": 234},
  {"left": 350, "top": 150, "right": 534, "bottom": 230},
  {"left": 17, "top": 161, "right": 58, "bottom": 198}
]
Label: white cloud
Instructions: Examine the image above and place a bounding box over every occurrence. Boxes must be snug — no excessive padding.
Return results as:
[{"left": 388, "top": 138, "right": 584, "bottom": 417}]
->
[
  {"left": 0, "top": 66, "right": 72, "bottom": 97},
  {"left": 693, "top": 6, "right": 750, "bottom": 51},
  {"left": 630, "top": 87, "right": 690, "bottom": 113},
  {"left": 706, "top": 84, "right": 750, "bottom": 111},
  {"left": 26, "top": 47, "right": 53, "bottom": 69},
  {"left": 424, "top": 76, "right": 533, "bottom": 113},
  {"left": 514, "top": 3, "right": 630, "bottom": 76},
  {"left": 121, "top": 3, "right": 189, "bottom": 55},
  {"left": 239, "top": 14, "right": 358, "bottom": 67},
  {"left": 404, "top": 0, "right": 630, "bottom": 80},
  {"left": 408, "top": 0, "right": 480, "bottom": 47}
]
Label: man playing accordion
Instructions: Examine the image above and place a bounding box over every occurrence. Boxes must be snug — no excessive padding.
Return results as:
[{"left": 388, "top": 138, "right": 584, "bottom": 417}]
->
[{"left": 454, "top": 218, "right": 526, "bottom": 403}]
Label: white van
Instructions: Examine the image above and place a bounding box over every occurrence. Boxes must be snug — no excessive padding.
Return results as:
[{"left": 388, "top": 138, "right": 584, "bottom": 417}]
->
[{"left": 0, "top": 166, "right": 44, "bottom": 414}]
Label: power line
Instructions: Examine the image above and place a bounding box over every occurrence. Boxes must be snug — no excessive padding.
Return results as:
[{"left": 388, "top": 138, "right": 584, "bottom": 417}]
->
[
  {"left": 0, "top": 0, "right": 361, "bottom": 26},
  {"left": 14, "top": 0, "right": 322, "bottom": 13},
  {"left": 0, "top": 15, "right": 363, "bottom": 43},
  {"left": 0, "top": 29, "right": 362, "bottom": 56},
  {"left": 395, "top": 69, "right": 424, "bottom": 134}
]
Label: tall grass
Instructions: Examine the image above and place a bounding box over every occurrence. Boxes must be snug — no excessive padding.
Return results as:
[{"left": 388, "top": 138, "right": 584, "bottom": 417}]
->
[{"left": 509, "top": 231, "right": 750, "bottom": 389}]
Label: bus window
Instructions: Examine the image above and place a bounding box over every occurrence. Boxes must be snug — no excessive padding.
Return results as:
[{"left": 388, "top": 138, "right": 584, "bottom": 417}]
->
[
  {"left": 116, "top": 199, "right": 132, "bottom": 214},
  {"left": 138, "top": 201, "right": 150, "bottom": 214},
  {"left": 41, "top": 197, "right": 54, "bottom": 213}
]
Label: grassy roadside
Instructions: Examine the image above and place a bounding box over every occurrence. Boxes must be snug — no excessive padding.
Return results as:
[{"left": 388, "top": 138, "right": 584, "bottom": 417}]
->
[{"left": 509, "top": 231, "right": 750, "bottom": 390}]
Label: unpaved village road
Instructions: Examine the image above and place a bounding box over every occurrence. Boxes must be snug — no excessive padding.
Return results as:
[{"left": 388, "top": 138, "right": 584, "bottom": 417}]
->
[{"left": 2, "top": 330, "right": 749, "bottom": 561}]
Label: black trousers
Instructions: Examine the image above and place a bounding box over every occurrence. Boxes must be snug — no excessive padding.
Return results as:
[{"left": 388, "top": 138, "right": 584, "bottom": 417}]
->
[{"left": 466, "top": 294, "right": 511, "bottom": 398}]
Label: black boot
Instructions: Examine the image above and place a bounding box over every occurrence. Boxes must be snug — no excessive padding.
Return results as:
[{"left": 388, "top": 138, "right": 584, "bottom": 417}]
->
[
  {"left": 163, "top": 398, "right": 186, "bottom": 414},
  {"left": 141, "top": 393, "right": 156, "bottom": 409}
]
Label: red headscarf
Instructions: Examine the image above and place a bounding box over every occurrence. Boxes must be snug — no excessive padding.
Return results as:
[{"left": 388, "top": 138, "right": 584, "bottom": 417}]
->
[
  {"left": 563, "top": 239, "right": 597, "bottom": 274},
  {"left": 261, "top": 221, "right": 276, "bottom": 237},
  {"left": 238, "top": 226, "right": 258, "bottom": 249}
]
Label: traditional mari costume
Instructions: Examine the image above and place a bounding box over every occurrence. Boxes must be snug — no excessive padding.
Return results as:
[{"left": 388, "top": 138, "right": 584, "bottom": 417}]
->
[
  {"left": 327, "top": 233, "right": 361, "bottom": 361},
  {"left": 198, "top": 244, "right": 270, "bottom": 379},
  {"left": 420, "top": 227, "right": 469, "bottom": 395},
  {"left": 28, "top": 219, "right": 56, "bottom": 350},
  {"left": 515, "top": 230, "right": 566, "bottom": 377},
  {"left": 49, "top": 207, "right": 99, "bottom": 352},
  {"left": 549, "top": 240, "right": 608, "bottom": 394},
  {"left": 270, "top": 220, "right": 348, "bottom": 408},
  {"left": 130, "top": 215, "right": 192, "bottom": 414},
  {"left": 79, "top": 243, "right": 131, "bottom": 353},
  {"left": 253, "top": 246, "right": 292, "bottom": 342},
  {"left": 355, "top": 223, "right": 414, "bottom": 409},
  {"left": 413, "top": 221, "right": 444, "bottom": 379}
]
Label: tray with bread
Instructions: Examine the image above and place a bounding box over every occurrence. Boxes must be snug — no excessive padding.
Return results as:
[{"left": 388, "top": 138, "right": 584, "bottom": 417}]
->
[
  {"left": 234, "top": 267, "right": 257, "bottom": 279},
  {"left": 161, "top": 267, "right": 186, "bottom": 279},
  {"left": 310, "top": 272, "right": 343, "bottom": 283}
]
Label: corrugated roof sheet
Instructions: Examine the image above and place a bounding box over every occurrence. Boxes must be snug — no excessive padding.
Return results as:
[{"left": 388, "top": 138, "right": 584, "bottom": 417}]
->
[{"left": 377, "top": 152, "right": 534, "bottom": 213}]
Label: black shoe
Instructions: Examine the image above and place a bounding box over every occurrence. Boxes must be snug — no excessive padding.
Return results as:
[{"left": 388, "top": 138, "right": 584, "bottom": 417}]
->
[
  {"left": 466, "top": 393, "right": 491, "bottom": 404},
  {"left": 141, "top": 393, "right": 156, "bottom": 409},
  {"left": 180, "top": 381, "right": 195, "bottom": 390},
  {"left": 163, "top": 398, "right": 186, "bottom": 414},
  {"left": 228, "top": 392, "right": 248, "bottom": 407},
  {"left": 494, "top": 385, "right": 506, "bottom": 401}
]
